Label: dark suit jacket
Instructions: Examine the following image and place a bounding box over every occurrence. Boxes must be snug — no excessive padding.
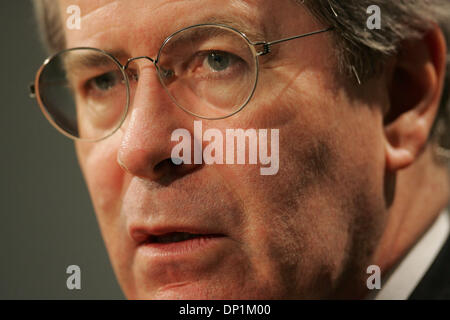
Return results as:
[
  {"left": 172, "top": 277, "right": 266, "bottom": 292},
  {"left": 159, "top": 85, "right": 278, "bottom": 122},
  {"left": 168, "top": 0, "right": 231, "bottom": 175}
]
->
[{"left": 409, "top": 233, "right": 450, "bottom": 299}]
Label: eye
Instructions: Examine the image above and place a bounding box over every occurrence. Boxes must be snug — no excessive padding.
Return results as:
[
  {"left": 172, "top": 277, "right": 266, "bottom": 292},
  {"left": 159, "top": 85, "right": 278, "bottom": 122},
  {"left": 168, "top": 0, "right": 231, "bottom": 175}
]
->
[
  {"left": 87, "top": 71, "right": 121, "bottom": 92},
  {"left": 206, "top": 52, "right": 232, "bottom": 72}
]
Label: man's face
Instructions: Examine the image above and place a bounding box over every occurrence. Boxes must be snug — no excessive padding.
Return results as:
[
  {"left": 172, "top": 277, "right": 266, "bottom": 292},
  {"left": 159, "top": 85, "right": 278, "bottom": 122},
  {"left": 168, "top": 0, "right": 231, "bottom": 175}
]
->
[{"left": 62, "top": 0, "right": 390, "bottom": 299}]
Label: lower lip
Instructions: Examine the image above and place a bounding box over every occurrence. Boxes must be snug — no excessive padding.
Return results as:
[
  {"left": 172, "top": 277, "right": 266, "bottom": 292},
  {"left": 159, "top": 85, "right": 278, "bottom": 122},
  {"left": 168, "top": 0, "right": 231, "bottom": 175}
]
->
[{"left": 138, "top": 235, "right": 226, "bottom": 257}]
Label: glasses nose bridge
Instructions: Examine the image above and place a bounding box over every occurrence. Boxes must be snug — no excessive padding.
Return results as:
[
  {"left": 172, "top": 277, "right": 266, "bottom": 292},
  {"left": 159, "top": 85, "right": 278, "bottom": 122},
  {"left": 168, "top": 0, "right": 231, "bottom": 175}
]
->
[{"left": 124, "top": 56, "right": 156, "bottom": 70}]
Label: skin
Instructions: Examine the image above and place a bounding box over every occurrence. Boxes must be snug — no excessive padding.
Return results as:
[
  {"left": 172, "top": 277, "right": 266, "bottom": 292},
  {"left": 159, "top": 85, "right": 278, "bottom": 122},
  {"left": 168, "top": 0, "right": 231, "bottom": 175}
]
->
[{"left": 59, "top": 0, "right": 449, "bottom": 299}]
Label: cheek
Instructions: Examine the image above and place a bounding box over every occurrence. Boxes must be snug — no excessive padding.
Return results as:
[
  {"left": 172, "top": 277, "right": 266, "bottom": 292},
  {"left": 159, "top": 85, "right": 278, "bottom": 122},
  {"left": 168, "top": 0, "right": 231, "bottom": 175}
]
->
[
  {"left": 77, "top": 137, "right": 144, "bottom": 297},
  {"left": 76, "top": 136, "right": 125, "bottom": 218},
  {"left": 223, "top": 73, "right": 385, "bottom": 296}
]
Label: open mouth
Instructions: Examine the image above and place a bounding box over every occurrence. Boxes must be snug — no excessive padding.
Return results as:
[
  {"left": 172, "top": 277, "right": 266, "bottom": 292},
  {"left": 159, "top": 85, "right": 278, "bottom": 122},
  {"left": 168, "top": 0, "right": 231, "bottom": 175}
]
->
[{"left": 145, "top": 232, "right": 224, "bottom": 244}]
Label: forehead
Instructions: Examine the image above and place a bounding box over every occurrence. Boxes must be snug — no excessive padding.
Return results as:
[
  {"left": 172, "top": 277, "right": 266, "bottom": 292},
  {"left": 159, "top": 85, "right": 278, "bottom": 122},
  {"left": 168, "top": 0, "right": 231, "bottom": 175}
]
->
[{"left": 59, "top": 0, "right": 313, "bottom": 51}]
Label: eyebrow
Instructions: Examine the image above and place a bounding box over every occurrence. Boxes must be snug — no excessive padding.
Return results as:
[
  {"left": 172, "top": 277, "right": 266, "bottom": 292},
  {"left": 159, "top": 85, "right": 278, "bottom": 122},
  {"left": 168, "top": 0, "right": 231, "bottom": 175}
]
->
[{"left": 62, "top": 49, "right": 128, "bottom": 73}]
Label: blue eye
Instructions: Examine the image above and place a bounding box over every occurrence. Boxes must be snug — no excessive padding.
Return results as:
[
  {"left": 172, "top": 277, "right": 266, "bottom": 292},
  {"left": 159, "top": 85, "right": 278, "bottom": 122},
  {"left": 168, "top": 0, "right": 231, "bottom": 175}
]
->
[
  {"left": 207, "top": 52, "right": 231, "bottom": 72},
  {"left": 90, "top": 71, "right": 120, "bottom": 91}
]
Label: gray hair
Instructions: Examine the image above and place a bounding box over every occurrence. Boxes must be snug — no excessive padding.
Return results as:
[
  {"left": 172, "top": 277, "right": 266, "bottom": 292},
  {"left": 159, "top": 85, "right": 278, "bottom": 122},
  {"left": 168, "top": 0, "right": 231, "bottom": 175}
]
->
[
  {"left": 32, "top": 0, "right": 450, "bottom": 157},
  {"left": 301, "top": 0, "right": 450, "bottom": 158},
  {"left": 33, "top": 0, "right": 65, "bottom": 53}
]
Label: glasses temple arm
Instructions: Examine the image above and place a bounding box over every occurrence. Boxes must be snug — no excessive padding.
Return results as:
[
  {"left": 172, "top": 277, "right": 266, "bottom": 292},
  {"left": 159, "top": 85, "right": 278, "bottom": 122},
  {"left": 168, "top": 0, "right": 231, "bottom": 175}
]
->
[{"left": 254, "top": 26, "right": 334, "bottom": 56}]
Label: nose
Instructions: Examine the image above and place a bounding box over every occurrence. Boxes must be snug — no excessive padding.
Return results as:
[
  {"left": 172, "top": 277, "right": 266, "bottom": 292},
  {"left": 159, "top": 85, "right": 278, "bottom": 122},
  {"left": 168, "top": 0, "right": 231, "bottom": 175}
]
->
[{"left": 117, "top": 61, "right": 199, "bottom": 181}]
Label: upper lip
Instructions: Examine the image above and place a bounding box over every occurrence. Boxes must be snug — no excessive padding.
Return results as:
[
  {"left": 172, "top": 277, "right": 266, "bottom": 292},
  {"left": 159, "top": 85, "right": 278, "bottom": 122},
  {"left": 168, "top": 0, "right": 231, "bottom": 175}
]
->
[{"left": 129, "top": 225, "right": 226, "bottom": 245}]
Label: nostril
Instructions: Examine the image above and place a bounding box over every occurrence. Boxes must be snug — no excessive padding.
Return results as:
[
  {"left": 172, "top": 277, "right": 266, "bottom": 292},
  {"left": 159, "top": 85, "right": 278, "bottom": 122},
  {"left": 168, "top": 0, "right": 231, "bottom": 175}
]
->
[
  {"left": 154, "top": 158, "right": 198, "bottom": 175},
  {"left": 117, "top": 154, "right": 203, "bottom": 183},
  {"left": 152, "top": 158, "right": 203, "bottom": 185},
  {"left": 154, "top": 158, "right": 175, "bottom": 173}
]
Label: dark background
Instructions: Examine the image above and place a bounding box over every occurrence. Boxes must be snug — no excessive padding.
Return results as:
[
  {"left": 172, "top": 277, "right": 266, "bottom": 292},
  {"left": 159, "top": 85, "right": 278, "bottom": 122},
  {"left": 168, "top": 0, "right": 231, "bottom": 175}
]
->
[{"left": 0, "top": 2, "right": 123, "bottom": 299}]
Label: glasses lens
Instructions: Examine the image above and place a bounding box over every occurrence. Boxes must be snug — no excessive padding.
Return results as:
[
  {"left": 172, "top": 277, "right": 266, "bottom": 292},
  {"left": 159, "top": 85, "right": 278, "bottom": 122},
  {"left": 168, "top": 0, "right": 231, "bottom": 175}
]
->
[
  {"left": 37, "top": 48, "right": 129, "bottom": 141},
  {"left": 157, "top": 25, "right": 258, "bottom": 119}
]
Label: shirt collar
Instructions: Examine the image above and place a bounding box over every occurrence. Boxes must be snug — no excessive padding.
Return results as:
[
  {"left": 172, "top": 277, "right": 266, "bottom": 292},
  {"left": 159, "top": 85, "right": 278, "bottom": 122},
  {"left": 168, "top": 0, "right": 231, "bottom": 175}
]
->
[{"left": 370, "top": 209, "right": 450, "bottom": 300}]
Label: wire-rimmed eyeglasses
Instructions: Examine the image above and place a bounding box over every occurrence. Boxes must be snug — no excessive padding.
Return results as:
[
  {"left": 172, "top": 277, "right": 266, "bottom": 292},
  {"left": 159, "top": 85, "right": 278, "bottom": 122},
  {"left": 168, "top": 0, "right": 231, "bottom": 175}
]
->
[{"left": 29, "top": 23, "right": 333, "bottom": 142}]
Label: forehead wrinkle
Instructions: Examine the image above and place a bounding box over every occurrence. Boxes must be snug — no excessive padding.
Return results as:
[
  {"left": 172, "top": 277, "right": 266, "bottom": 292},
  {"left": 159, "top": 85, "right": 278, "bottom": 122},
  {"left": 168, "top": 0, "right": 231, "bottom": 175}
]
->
[
  {"left": 74, "top": 0, "right": 183, "bottom": 22},
  {"left": 64, "top": 0, "right": 121, "bottom": 22},
  {"left": 199, "top": 17, "right": 266, "bottom": 43},
  {"left": 66, "top": 0, "right": 272, "bottom": 56},
  {"left": 73, "top": 0, "right": 214, "bottom": 26}
]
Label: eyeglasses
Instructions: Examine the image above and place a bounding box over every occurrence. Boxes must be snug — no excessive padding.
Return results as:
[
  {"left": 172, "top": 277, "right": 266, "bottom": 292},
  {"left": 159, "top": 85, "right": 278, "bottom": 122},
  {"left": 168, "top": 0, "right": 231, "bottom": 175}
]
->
[{"left": 30, "top": 23, "right": 333, "bottom": 142}]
